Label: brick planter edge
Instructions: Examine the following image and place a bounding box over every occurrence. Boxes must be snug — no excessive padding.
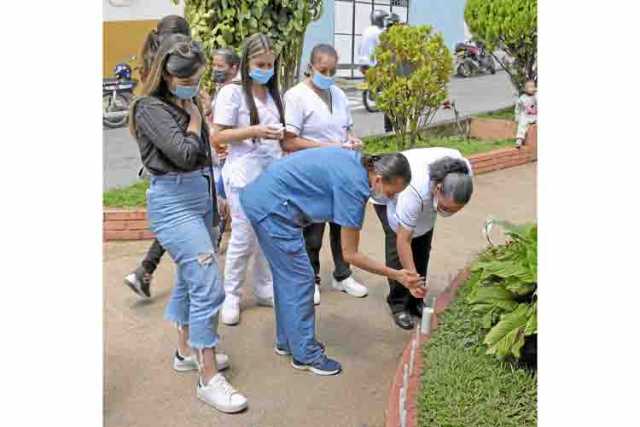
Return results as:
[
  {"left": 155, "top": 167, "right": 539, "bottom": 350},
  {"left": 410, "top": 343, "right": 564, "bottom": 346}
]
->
[{"left": 385, "top": 268, "right": 472, "bottom": 427}]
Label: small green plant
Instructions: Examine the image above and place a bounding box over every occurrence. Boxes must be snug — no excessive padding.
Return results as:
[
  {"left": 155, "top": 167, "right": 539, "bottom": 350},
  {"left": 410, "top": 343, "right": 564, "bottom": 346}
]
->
[
  {"left": 465, "top": 0, "right": 537, "bottom": 92},
  {"left": 367, "top": 25, "right": 452, "bottom": 150},
  {"left": 466, "top": 219, "right": 537, "bottom": 360}
]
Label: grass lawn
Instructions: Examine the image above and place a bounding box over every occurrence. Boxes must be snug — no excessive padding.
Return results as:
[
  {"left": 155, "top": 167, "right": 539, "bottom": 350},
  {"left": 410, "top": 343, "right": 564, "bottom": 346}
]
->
[
  {"left": 102, "top": 136, "right": 512, "bottom": 208},
  {"left": 474, "top": 105, "right": 516, "bottom": 121},
  {"left": 103, "top": 180, "right": 148, "bottom": 208},
  {"left": 417, "top": 281, "right": 537, "bottom": 426},
  {"left": 363, "top": 135, "right": 513, "bottom": 157}
]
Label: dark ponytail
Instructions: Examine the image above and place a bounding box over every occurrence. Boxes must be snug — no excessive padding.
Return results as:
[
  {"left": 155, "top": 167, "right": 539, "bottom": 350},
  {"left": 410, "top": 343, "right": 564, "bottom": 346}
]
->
[
  {"left": 137, "top": 15, "right": 191, "bottom": 83},
  {"left": 429, "top": 157, "right": 473, "bottom": 204},
  {"left": 363, "top": 152, "right": 411, "bottom": 184}
]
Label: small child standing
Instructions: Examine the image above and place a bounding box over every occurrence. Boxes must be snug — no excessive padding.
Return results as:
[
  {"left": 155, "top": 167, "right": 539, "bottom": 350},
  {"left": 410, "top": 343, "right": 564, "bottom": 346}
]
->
[{"left": 515, "top": 80, "right": 537, "bottom": 148}]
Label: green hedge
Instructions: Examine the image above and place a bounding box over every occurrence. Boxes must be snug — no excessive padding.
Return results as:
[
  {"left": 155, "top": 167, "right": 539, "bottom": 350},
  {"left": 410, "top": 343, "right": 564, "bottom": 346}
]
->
[{"left": 417, "top": 280, "right": 537, "bottom": 426}]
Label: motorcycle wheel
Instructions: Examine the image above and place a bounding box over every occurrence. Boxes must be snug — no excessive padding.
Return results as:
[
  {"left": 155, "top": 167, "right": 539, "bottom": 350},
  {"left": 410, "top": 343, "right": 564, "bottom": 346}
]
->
[
  {"left": 362, "top": 89, "right": 379, "bottom": 113},
  {"left": 103, "top": 92, "right": 130, "bottom": 128},
  {"left": 456, "top": 61, "right": 472, "bottom": 78}
]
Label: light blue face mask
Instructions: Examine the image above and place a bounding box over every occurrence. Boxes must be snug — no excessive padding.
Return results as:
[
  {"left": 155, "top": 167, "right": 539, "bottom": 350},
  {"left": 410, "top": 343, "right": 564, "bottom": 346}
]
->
[
  {"left": 312, "top": 70, "right": 335, "bottom": 90},
  {"left": 170, "top": 80, "right": 201, "bottom": 100},
  {"left": 249, "top": 67, "right": 274, "bottom": 85}
]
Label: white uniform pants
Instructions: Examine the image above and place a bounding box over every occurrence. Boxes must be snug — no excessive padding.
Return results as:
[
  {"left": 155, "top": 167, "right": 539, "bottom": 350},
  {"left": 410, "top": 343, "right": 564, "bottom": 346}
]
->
[{"left": 223, "top": 186, "right": 274, "bottom": 306}]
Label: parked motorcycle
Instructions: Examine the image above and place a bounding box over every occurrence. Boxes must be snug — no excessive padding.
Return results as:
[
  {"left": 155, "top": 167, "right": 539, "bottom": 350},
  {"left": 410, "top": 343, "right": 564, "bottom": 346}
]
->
[
  {"left": 454, "top": 40, "right": 496, "bottom": 78},
  {"left": 103, "top": 59, "right": 137, "bottom": 128}
]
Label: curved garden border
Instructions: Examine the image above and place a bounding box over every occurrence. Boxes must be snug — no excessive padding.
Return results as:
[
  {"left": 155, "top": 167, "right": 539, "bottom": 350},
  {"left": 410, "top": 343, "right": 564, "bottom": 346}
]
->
[
  {"left": 104, "top": 126, "right": 537, "bottom": 242},
  {"left": 385, "top": 268, "right": 471, "bottom": 427}
]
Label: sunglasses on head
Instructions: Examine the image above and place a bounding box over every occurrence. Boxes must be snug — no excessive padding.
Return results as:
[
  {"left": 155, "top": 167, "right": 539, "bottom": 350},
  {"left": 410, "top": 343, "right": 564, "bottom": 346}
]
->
[{"left": 168, "top": 40, "right": 203, "bottom": 57}]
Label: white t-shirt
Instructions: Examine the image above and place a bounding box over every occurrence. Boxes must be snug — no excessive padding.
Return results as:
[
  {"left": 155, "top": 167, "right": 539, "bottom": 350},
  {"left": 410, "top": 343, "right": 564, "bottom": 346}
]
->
[
  {"left": 385, "top": 147, "right": 473, "bottom": 238},
  {"left": 358, "top": 25, "right": 384, "bottom": 66},
  {"left": 213, "top": 84, "right": 283, "bottom": 189},
  {"left": 284, "top": 82, "right": 353, "bottom": 144}
]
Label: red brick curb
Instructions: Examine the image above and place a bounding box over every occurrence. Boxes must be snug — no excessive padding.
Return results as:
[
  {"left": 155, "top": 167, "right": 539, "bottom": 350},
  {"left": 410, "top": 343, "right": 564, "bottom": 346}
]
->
[
  {"left": 103, "top": 128, "right": 537, "bottom": 242},
  {"left": 385, "top": 268, "right": 472, "bottom": 427},
  {"left": 103, "top": 209, "right": 154, "bottom": 242}
]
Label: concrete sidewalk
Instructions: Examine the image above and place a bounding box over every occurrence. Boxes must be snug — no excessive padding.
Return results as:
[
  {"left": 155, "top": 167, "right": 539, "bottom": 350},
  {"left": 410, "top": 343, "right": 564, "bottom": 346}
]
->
[{"left": 104, "top": 162, "right": 536, "bottom": 426}]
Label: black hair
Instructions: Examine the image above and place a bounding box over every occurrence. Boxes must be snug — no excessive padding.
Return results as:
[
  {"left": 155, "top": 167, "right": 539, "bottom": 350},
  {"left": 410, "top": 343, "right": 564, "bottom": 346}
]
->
[
  {"left": 138, "top": 15, "right": 191, "bottom": 82},
  {"left": 363, "top": 153, "right": 412, "bottom": 184},
  {"left": 304, "top": 43, "right": 339, "bottom": 77},
  {"left": 213, "top": 47, "right": 241, "bottom": 68}
]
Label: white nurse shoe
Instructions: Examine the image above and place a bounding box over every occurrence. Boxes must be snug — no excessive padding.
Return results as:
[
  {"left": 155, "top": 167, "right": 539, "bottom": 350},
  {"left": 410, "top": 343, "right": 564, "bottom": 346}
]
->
[
  {"left": 332, "top": 276, "right": 368, "bottom": 298},
  {"left": 221, "top": 300, "right": 240, "bottom": 325}
]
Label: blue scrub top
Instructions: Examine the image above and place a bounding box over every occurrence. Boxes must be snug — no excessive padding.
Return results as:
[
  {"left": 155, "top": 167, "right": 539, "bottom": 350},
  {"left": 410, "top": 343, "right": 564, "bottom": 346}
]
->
[{"left": 240, "top": 146, "right": 371, "bottom": 229}]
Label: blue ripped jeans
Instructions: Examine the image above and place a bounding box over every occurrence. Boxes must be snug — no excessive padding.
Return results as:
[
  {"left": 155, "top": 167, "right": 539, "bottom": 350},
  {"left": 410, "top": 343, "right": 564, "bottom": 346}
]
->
[{"left": 147, "top": 168, "right": 224, "bottom": 349}]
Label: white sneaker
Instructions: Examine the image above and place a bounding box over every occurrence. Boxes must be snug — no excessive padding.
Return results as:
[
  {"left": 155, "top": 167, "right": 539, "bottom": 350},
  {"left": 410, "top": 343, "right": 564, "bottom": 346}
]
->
[
  {"left": 314, "top": 284, "right": 320, "bottom": 305},
  {"left": 332, "top": 276, "right": 368, "bottom": 298},
  {"left": 255, "top": 296, "right": 274, "bottom": 307},
  {"left": 197, "top": 373, "right": 248, "bottom": 413},
  {"left": 173, "top": 350, "right": 230, "bottom": 372},
  {"left": 221, "top": 300, "right": 240, "bottom": 325}
]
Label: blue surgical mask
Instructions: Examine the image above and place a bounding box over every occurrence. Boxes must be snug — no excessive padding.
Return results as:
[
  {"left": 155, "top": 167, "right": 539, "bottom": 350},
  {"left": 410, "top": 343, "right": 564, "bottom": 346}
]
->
[
  {"left": 170, "top": 81, "right": 200, "bottom": 100},
  {"left": 312, "top": 70, "right": 335, "bottom": 90},
  {"left": 249, "top": 67, "right": 274, "bottom": 85}
]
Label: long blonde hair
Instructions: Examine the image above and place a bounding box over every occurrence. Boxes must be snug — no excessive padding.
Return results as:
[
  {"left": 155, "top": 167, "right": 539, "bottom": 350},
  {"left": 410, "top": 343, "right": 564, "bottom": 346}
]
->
[
  {"left": 239, "top": 33, "right": 285, "bottom": 126},
  {"left": 129, "top": 34, "right": 206, "bottom": 137}
]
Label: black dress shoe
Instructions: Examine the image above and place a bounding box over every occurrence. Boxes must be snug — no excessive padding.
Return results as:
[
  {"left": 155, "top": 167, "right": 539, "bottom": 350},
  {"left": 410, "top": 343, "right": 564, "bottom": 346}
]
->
[
  {"left": 392, "top": 311, "right": 415, "bottom": 330},
  {"left": 410, "top": 301, "right": 424, "bottom": 318}
]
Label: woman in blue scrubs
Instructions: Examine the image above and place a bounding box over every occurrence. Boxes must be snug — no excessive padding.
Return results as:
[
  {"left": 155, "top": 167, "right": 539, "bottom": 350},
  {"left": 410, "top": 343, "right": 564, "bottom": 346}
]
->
[{"left": 240, "top": 146, "right": 426, "bottom": 376}]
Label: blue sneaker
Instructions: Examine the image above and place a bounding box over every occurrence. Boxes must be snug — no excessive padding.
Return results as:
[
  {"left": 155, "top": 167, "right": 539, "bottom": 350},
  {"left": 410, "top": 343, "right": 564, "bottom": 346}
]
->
[
  {"left": 291, "top": 354, "right": 342, "bottom": 376},
  {"left": 274, "top": 341, "right": 325, "bottom": 357}
]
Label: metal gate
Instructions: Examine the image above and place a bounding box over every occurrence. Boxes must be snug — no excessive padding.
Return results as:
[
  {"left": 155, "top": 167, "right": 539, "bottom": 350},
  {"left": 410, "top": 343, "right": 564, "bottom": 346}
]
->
[{"left": 334, "top": 0, "right": 410, "bottom": 78}]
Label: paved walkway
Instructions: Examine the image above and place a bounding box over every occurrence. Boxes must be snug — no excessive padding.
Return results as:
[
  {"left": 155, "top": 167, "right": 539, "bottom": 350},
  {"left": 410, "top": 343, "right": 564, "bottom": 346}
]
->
[{"left": 104, "top": 162, "right": 536, "bottom": 427}]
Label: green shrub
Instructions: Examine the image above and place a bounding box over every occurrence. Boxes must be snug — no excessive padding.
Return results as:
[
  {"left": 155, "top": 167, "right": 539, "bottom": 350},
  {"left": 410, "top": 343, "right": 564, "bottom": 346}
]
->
[
  {"left": 172, "top": 0, "right": 324, "bottom": 91},
  {"left": 366, "top": 25, "right": 452, "bottom": 150},
  {"left": 465, "top": 0, "right": 537, "bottom": 92},
  {"left": 466, "top": 219, "right": 537, "bottom": 360}
]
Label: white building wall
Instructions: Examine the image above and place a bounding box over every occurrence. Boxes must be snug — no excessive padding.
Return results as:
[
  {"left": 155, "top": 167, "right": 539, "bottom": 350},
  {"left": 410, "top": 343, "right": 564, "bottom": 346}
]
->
[{"left": 103, "top": 0, "right": 184, "bottom": 22}]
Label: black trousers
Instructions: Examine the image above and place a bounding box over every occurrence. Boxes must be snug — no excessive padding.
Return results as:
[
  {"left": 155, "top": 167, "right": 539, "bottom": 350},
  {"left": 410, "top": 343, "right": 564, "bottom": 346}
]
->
[
  {"left": 141, "top": 238, "right": 165, "bottom": 274},
  {"left": 373, "top": 204, "right": 434, "bottom": 314},
  {"left": 303, "top": 222, "right": 352, "bottom": 284}
]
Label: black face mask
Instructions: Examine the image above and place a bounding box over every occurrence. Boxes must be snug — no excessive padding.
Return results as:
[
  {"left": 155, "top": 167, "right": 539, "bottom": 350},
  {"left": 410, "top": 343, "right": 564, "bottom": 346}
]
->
[{"left": 213, "top": 69, "right": 227, "bottom": 84}]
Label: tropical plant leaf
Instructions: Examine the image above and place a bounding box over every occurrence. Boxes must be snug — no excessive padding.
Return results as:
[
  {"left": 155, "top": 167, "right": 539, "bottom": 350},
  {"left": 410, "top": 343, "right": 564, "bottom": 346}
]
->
[
  {"left": 484, "top": 304, "right": 529, "bottom": 358},
  {"left": 467, "top": 285, "right": 518, "bottom": 313},
  {"left": 524, "top": 302, "right": 537, "bottom": 335}
]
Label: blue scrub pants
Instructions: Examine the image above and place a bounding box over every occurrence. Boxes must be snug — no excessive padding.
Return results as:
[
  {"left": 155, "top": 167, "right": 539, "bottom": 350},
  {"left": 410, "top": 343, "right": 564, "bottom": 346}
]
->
[{"left": 240, "top": 198, "right": 324, "bottom": 364}]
